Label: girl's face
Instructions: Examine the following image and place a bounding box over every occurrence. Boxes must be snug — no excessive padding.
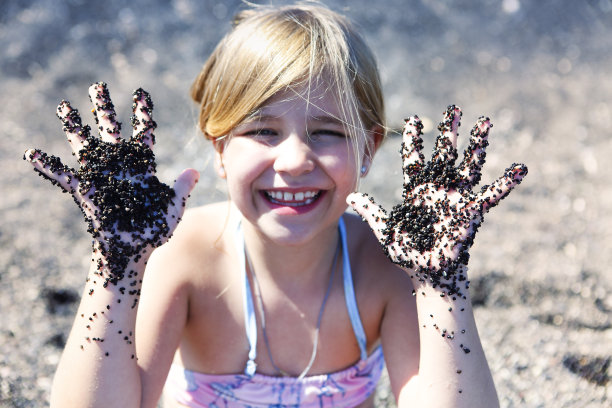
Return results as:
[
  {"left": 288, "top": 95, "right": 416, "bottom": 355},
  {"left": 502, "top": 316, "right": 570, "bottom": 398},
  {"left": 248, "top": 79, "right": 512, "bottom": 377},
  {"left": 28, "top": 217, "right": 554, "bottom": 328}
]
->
[{"left": 217, "top": 82, "right": 369, "bottom": 246}]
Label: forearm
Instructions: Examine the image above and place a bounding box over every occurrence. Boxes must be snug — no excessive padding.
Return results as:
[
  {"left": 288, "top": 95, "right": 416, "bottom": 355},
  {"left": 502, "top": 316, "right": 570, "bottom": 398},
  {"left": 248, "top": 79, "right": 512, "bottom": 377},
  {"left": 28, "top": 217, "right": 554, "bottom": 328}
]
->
[
  {"left": 24, "top": 82, "right": 198, "bottom": 407},
  {"left": 51, "top": 253, "right": 146, "bottom": 408},
  {"left": 349, "top": 106, "right": 524, "bottom": 407},
  {"left": 405, "top": 284, "right": 498, "bottom": 408}
]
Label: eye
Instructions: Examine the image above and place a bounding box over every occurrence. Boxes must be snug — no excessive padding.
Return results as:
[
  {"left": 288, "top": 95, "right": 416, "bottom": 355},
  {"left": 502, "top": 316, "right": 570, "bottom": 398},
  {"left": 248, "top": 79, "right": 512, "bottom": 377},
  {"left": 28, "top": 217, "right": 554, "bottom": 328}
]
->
[
  {"left": 238, "top": 128, "right": 281, "bottom": 146},
  {"left": 318, "top": 129, "right": 346, "bottom": 137},
  {"left": 243, "top": 128, "right": 277, "bottom": 137},
  {"left": 308, "top": 129, "right": 347, "bottom": 142}
]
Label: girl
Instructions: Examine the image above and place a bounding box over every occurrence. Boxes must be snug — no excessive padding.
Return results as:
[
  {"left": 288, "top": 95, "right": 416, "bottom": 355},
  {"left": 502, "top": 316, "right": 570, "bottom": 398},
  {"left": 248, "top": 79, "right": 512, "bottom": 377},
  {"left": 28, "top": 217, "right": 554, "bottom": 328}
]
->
[{"left": 25, "top": 3, "right": 527, "bottom": 408}]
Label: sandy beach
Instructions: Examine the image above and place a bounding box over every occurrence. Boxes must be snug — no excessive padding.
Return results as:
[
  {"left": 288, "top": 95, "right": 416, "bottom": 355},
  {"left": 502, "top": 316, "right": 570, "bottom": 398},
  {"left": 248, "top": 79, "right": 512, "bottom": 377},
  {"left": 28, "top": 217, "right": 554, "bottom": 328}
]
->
[{"left": 1, "top": 1, "right": 611, "bottom": 406}]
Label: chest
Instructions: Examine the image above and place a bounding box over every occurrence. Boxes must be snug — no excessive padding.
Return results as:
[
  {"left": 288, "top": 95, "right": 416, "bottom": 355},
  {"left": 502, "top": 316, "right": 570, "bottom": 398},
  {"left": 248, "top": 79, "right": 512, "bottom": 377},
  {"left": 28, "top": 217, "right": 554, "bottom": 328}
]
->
[{"left": 175, "top": 263, "right": 384, "bottom": 377}]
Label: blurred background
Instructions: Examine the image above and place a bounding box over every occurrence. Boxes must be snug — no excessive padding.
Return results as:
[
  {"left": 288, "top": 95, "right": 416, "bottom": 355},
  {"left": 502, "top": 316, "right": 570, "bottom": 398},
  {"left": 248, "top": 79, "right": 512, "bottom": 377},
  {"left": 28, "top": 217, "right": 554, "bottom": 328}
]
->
[{"left": 1, "top": 0, "right": 611, "bottom": 406}]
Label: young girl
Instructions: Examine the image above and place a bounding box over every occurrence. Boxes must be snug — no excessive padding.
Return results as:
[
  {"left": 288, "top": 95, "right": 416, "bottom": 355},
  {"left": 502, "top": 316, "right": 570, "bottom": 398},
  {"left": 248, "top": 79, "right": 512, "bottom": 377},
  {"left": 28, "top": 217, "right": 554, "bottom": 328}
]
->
[{"left": 25, "top": 4, "right": 527, "bottom": 408}]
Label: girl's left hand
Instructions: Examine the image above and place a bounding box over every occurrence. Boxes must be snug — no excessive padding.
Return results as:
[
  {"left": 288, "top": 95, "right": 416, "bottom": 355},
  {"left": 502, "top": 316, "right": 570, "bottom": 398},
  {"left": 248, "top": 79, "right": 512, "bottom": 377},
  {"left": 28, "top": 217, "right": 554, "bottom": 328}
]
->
[{"left": 347, "top": 105, "right": 527, "bottom": 298}]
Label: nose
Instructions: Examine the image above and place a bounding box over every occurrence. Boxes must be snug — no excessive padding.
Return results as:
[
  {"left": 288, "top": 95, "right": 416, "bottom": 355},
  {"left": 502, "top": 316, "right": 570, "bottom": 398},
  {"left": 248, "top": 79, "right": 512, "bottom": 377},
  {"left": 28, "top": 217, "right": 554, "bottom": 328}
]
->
[{"left": 272, "top": 134, "right": 315, "bottom": 176}]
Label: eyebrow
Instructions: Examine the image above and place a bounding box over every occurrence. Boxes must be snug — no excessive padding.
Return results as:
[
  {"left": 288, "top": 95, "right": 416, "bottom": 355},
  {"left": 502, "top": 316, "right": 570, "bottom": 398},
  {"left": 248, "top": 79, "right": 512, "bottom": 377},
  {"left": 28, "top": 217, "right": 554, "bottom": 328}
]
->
[
  {"left": 309, "top": 115, "right": 345, "bottom": 126},
  {"left": 242, "top": 112, "right": 345, "bottom": 126},
  {"left": 242, "top": 112, "right": 278, "bottom": 123}
]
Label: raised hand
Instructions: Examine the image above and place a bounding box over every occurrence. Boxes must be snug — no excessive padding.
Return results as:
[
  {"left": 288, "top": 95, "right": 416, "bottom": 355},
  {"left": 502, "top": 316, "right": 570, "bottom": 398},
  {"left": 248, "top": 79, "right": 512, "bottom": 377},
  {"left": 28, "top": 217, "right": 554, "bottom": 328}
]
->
[
  {"left": 25, "top": 82, "right": 198, "bottom": 287},
  {"left": 348, "top": 105, "right": 527, "bottom": 298}
]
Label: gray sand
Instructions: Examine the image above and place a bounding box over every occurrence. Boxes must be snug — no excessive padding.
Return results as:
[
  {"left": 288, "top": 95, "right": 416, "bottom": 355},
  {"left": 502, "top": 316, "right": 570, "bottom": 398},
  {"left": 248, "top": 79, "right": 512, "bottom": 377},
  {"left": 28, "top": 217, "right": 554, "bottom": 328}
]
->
[{"left": 1, "top": 1, "right": 611, "bottom": 406}]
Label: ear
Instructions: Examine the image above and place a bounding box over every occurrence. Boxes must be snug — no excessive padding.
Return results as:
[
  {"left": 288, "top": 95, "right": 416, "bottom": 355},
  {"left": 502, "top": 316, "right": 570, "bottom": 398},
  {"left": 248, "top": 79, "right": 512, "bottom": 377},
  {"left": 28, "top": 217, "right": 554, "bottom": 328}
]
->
[
  {"left": 213, "top": 139, "right": 227, "bottom": 179},
  {"left": 361, "top": 125, "right": 384, "bottom": 177}
]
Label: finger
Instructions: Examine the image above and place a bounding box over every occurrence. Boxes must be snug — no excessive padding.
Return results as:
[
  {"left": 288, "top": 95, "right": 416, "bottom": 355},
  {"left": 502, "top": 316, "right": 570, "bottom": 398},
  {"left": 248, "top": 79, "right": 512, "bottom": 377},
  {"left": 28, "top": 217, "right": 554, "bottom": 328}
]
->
[
  {"left": 88, "top": 82, "right": 122, "bottom": 143},
  {"left": 24, "top": 148, "right": 78, "bottom": 193},
  {"left": 131, "top": 88, "right": 157, "bottom": 147},
  {"left": 346, "top": 192, "right": 389, "bottom": 244},
  {"left": 432, "top": 105, "right": 461, "bottom": 164},
  {"left": 400, "top": 116, "right": 425, "bottom": 186},
  {"left": 476, "top": 163, "right": 528, "bottom": 213},
  {"left": 458, "top": 116, "right": 491, "bottom": 187},
  {"left": 56, "top": 100, "right": 91, "bottom": 159},
  {"left": 167, "top": 168, "right": 200, "bottom": 226}
]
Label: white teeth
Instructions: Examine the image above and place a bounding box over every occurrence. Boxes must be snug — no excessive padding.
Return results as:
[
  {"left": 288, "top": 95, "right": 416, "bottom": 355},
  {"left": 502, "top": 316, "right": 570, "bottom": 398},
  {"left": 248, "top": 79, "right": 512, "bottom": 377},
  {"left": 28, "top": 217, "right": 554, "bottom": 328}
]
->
[{"left": 266, "top": 190, "right": 320, "bottom": 206}]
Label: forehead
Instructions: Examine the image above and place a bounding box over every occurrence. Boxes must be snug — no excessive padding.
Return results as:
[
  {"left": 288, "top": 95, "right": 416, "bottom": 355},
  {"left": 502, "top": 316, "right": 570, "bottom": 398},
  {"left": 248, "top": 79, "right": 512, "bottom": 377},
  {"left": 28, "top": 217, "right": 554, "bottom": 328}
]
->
[{"left": 252, "top": 80, "right": 342, "bottom": 121}]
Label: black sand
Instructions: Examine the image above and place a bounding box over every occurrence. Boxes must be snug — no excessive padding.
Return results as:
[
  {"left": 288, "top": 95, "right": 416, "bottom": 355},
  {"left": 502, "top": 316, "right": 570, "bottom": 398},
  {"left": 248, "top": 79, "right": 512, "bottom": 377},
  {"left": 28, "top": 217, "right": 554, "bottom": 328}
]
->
[{"left": 2, "top": 1, "right": 611, "bottom": 406}]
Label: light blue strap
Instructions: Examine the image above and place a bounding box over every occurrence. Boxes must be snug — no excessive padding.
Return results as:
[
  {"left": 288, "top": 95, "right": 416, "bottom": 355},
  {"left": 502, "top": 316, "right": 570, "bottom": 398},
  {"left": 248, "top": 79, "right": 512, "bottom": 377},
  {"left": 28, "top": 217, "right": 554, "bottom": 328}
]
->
[
  {"left": 338, "top": 217, "right": 368, "bottom": 361},
  {"left": 237, "top": 218, "right": 367, "bottom": 375},
  {"left": 235, "top": 223, "right": 257, "bottom": 377}
]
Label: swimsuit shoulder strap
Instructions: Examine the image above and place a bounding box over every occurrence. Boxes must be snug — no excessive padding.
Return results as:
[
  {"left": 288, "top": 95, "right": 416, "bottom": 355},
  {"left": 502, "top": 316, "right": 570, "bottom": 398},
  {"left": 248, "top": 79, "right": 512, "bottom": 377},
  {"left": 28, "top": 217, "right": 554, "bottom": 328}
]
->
[
  {"left": 339, "top": 216, "right": 369, "bottom": 361},
  {"left": 236, "top": 217, "right": 369, "bottom": 378},
  {"left": 235, "top": 222, "right": 258, "bottom": 377}
]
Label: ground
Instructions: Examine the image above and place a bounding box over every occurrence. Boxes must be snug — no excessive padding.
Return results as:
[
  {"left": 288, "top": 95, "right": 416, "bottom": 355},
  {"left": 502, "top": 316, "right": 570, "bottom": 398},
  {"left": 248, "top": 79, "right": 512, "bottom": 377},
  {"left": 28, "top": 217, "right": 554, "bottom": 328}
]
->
[{"left": 1, "top": 1, "right": 611, "bottom": 407}]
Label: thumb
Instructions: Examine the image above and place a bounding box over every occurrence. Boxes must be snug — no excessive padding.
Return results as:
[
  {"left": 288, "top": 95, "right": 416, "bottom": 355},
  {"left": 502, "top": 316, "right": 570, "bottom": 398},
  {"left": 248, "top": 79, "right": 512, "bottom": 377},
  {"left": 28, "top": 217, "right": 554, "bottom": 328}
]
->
[
  {"left": 24, "top": 148, "right": 77, "bottom": 193},
  {"left": 477, "top": 163, "right": 527, "bottom": 213},
  {"left": 169, "top": 168, "right": 200, "bottom": 220},
  {"left": 346, "top": 192, "right": 389, "bottom": 244}
]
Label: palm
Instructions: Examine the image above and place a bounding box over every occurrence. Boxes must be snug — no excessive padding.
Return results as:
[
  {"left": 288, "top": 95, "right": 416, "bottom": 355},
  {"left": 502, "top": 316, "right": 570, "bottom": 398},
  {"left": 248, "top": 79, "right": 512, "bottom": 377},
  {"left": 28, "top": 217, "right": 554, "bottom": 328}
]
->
[
  {"left": 25, "top": 83, "right": 197, "bottom": 285},
  {"left": 348, "top": 105, "right": 527, "bottom": 297}
]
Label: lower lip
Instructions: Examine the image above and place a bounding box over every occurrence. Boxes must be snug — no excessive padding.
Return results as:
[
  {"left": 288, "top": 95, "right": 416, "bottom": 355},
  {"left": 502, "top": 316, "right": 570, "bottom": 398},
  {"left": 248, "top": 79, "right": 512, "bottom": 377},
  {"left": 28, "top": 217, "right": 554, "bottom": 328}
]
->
[{"left": 261, "top": 191, "right": 325, "bottom": 215}]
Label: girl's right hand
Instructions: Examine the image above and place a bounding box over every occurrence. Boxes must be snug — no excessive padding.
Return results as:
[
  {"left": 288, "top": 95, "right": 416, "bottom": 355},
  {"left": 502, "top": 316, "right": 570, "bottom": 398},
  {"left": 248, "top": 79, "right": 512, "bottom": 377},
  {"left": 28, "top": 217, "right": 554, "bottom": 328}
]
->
[{"left": 24, "top": 82, "right": 198, "bottom": 284}]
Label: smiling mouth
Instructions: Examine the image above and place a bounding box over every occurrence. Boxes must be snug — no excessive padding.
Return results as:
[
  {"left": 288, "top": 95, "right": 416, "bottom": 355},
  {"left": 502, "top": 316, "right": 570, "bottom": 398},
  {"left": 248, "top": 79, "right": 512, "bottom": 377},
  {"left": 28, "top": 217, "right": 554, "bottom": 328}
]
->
[{"left": 264, "top": 190, "right": 322, "bottom": 207}]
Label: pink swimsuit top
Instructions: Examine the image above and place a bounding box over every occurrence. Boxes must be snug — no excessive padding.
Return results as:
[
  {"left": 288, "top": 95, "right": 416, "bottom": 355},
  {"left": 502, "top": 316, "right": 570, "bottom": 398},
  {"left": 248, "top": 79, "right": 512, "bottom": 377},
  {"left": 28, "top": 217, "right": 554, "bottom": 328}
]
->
[{"left": 163, "top": 218, "right": 385, "bottom": 407}]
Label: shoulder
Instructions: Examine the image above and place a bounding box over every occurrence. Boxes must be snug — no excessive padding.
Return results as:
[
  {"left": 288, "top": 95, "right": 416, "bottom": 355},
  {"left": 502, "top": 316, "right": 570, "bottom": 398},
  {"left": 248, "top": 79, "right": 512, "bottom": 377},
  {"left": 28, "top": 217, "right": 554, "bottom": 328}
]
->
[
  {"left": 342, "top": 212, "right": 413, "bottom": 288},
  {"left": 145, "top": 201, "right": 236, "bottom": 285},
  {"left": 166, "top": 201, "right": 233, "bottom": 247},
  {"left": 138, "top": 201, "right": 238, "bottom": 345},
  {"left": 153, "top": 201, "right": 233, "bottom": 256},
  {"left": 342, "top": 210, "right": 419, "bottom": 312},
  {"left": 342, "top": 212, "right": 417, "bottom": 357},
  {"left": 135, "top": 202, "right": 237, "bottom": 394}
]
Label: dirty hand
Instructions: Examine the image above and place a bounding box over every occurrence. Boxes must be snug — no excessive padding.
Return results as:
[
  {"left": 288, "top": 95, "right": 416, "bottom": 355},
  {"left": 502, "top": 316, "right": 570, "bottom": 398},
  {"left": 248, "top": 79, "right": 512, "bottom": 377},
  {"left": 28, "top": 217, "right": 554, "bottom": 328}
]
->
[
  {"left": 24, "top": 82, "right": 198, "bottom": 285},
  {"left": 347, "top": 105, "right": 527, "bottom": 298}
]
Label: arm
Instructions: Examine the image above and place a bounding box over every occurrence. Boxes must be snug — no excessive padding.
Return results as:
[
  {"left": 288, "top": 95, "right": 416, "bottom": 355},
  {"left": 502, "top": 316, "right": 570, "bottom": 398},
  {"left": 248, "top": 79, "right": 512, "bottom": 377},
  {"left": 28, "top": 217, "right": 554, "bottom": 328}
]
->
[
  {"left": 349, "top": 106, "right": 527, "bottom": 407},
  {"left": 24, "top": 82, "right": 198, "bottom": 407},
  {"left": 381, "top": 275, "right": 498, "bottom": 407}
]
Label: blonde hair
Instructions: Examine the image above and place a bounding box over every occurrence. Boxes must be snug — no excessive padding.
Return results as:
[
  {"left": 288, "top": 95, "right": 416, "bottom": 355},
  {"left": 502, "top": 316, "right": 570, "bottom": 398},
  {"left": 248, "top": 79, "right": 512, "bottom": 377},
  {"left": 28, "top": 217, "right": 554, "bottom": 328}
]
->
[{"left": 191, "top": 2, "right": 385, "bottom": 159}]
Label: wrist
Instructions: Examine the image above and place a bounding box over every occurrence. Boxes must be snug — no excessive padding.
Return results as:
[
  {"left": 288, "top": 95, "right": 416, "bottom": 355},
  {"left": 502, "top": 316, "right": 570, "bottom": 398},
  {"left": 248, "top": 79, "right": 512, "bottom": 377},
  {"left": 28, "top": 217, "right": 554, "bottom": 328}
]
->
[
  {"left": 88, "top": 243, "right": 150, "bottom": 288},
  {"left": 414, "top": 283, "right": 480, "bottom": 357},
  {"left": 404, "top": 261, "right": 471, "bottom": 300}
]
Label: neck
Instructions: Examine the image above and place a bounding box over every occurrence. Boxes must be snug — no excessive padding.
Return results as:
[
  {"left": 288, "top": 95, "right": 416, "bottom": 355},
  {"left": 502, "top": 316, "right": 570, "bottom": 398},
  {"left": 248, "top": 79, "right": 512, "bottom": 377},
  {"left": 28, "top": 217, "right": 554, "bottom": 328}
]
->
[{"left": 240, "top": 217, "right": 340, "bottom": 289}]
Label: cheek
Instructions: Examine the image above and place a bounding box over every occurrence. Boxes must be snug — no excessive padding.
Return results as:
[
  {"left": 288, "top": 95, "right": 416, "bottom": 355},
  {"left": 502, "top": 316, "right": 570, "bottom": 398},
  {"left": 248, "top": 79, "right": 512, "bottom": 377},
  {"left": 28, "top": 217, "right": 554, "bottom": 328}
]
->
[
  {"left": 223, "top": 142, "right": 269, "bottom": 180},
  {"left": 320, "top": 150, "right": 360, "bottom": 192}
]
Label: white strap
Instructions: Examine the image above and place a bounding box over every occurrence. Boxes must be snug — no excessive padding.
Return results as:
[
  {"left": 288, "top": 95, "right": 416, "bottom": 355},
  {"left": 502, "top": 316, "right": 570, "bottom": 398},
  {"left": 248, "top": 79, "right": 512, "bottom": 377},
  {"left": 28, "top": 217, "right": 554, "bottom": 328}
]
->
[
  {"left": 339, "top": 217, "right": 368, "bottom": 361},
  {"left": 235, "top": 222, "right": 257, "bottom": 377}
]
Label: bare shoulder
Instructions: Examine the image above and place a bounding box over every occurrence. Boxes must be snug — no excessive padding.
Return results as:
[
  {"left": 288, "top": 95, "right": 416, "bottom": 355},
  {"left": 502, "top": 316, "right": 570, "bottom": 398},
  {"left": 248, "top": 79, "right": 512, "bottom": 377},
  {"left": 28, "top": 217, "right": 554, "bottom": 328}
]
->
[
  {"left": 145, "top": 201, "right": 235, "bottom": 283},
  {"left": 137, "top": 201, "right": 236, "bottom": 343},
  {"left": 342, "top": 212, "right": 416, "bottom": 354},
  {"left": 342, "top": 212, "right": 414, "bottom": 299},
  {"left": 135, "top": 202, "right": 237, "bottom": 393},
  {"left": 165, "top": 201, "right": 233, "bottom": 247}
]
